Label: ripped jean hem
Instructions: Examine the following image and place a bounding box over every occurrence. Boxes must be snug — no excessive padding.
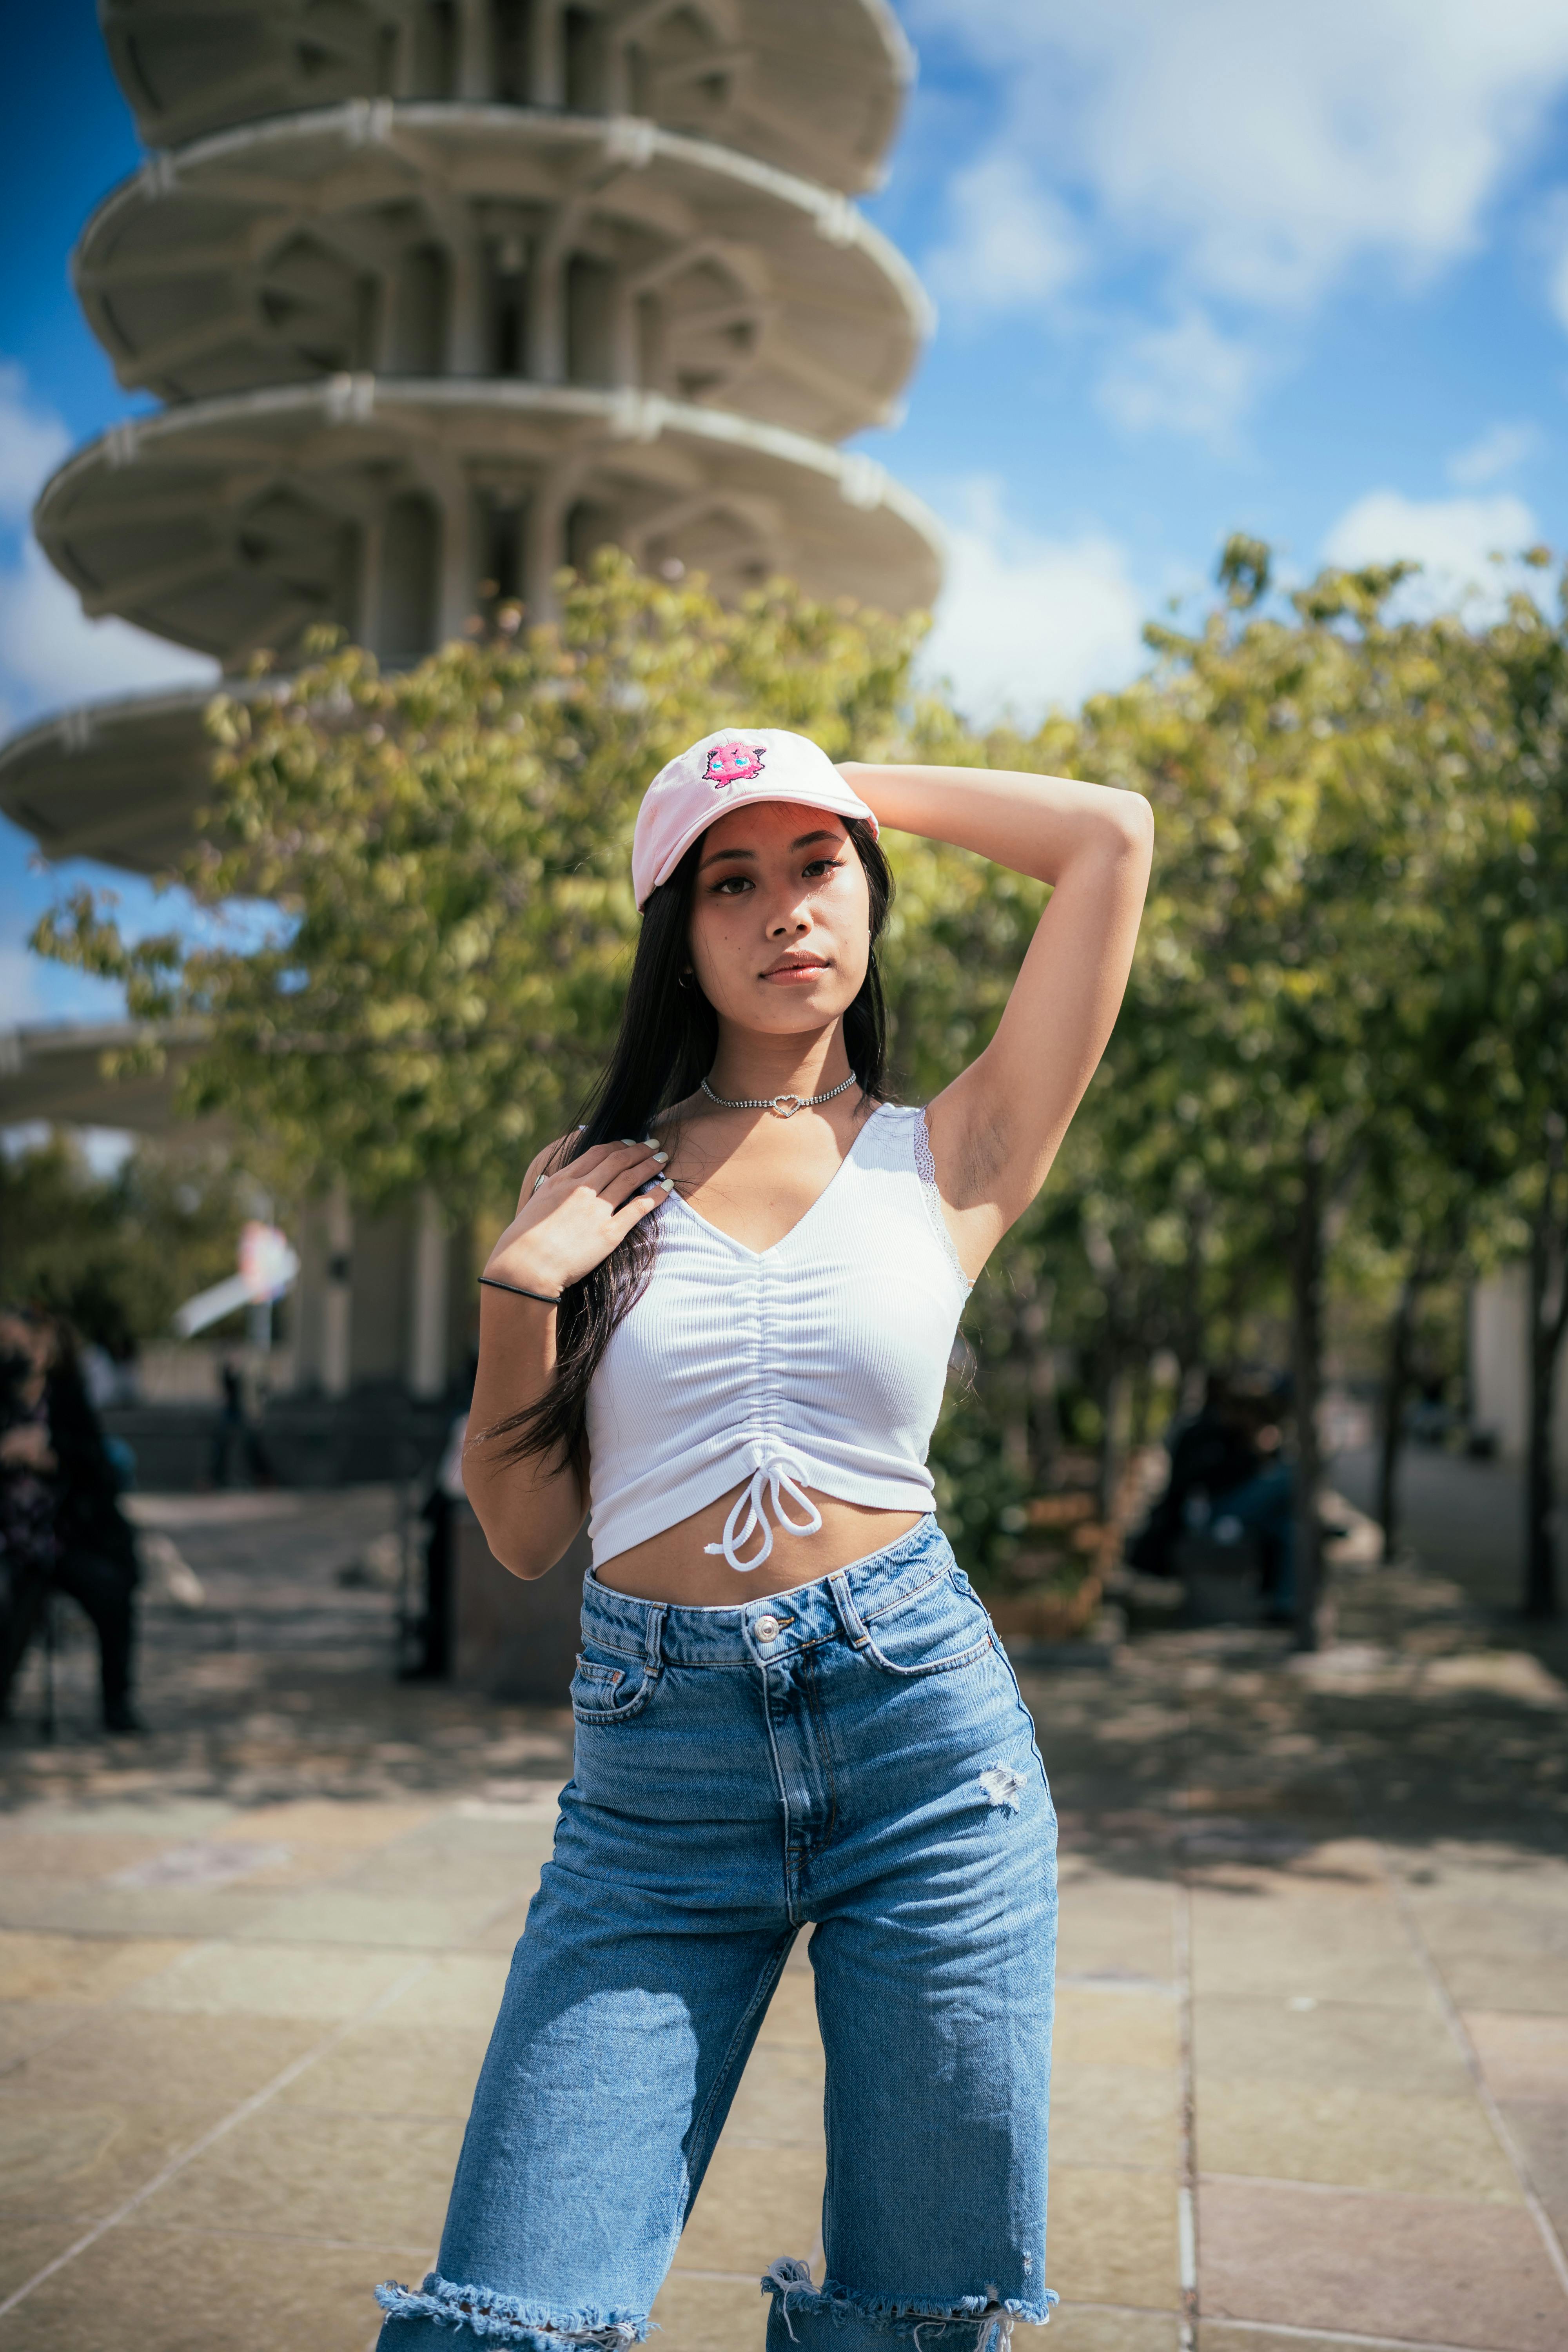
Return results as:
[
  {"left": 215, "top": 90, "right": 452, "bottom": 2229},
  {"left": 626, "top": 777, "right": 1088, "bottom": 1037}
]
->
[
  {"left": 760, "top": 2259, "right": 1056, "bottom": 2347},
  {"left": 375, "top": 2275, "right": 652, "bottom": 2348}
]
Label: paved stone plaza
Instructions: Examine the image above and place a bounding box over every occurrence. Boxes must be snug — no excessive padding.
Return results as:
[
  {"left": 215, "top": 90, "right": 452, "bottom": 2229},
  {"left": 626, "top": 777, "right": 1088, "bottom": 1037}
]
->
[{"left": 0, "top": 1458, "right": 1565, "bottom": 2352}]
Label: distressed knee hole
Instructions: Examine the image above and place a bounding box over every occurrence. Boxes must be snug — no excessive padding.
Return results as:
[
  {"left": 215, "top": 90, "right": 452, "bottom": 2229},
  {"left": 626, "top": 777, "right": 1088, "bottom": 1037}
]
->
[{"left": 978, "top": 1762, "right": 1024, "bottom": 1812}]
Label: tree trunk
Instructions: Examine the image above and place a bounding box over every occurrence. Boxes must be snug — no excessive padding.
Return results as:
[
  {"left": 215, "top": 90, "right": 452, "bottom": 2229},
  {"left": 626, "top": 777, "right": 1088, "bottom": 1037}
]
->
[
  {"left": 1377, "top": 1270, "right": 1420, "bottom": 1564},
  {"left": 1025, "top": 1281, "right": 1056, "bottom": 1488},
  {"left": 1291, "top": 1139, "right": 1327, "bottom": 1651},
  {"left": 1525, "top": 1115, "right": 1567, "bottom": 1622},
  {"left": 1096, "top": 1345, "right": 1121, "bottom": 1520}
]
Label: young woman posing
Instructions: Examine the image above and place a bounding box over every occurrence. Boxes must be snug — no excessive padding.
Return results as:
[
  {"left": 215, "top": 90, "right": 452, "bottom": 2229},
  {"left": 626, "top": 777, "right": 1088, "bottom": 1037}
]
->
[{"left": 375, "top": 730, "right": 1152, "bottom": 2352}]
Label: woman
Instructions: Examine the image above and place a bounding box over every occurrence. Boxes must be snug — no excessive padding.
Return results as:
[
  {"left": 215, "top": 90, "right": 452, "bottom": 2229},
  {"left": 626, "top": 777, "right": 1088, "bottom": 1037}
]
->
[{"left": 376, "top": 730, "right": 1152, "bottom": 2352}]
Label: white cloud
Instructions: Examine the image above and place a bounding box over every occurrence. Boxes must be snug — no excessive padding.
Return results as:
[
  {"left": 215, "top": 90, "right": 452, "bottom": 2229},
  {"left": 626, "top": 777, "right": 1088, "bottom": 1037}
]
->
[
  {"left": 0, "top": 533, "right": 216, "bottom": 733},
  {"left": 0, "top": 361, "right": 217, "bottom": 733},
  {"left": 913, "top": 0, "right": 1568, "bottom": 311},
  {"left": 1097, "top": 309, "right": 1268, "bottom": 447},
  {"left": 1537, "top": 187, "right": 1568, "bottom": 332},
  {"left": 1321, "top": 487, "right": 1541, "bottom": 617},
  {"left": 0, "top": 944, "right": 49, "bottom": 1022},
  {"left": 925, "top": 152, "right": 1085, "bottom": 316},
  {"left": 1446, "top": 422, "right": 1543, "bottom": 487},
  {"left": 918, "top": 479, "right": 1146, "bottom": 724},
  {"left": 912, "top": 0, "right": 1568, "bottom": 435},
  {"left": 0, "top": 365, "right": 70, "bottom": 526}
]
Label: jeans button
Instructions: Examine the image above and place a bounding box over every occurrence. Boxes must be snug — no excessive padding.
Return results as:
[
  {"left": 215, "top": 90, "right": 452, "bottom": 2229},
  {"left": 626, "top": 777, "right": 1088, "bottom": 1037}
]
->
[{"left": 754, "top": 1613, "right": 780, "bottom": 1642}]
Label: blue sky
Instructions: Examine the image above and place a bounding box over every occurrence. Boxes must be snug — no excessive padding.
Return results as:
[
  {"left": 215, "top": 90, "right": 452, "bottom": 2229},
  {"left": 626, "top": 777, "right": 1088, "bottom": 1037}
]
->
[{"left": 6, "top": 0, "right": 1568, "bottom": 1026}]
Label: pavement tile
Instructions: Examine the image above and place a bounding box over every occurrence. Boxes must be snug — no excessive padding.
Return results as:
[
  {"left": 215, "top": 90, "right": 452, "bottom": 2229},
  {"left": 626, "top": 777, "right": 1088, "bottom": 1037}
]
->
[
  {"left": 132, "top": 2103, "right": 463, "bottom": 2243},
  {"left": 0, "top": 2090, "right": 220, "bottom": 2222},
  {"left": 1045, "top": 2167, "right": 1180, "bottom": 2310},
  {"left": 1465, "top": 2010, "right": 1568, "bottom": 2099},
  {"left": 1499, "top": 2097, "right": 1568, "bottom": 2230},
  {"left": 4, "top": 1801, "right": 236, "bottom": 1840},
  {"left": 1200, "top": 2330, "right": 1379, "bottom": 2352},
  {"left": 1432, "top": 1954, "right": 1568, "bottom": 2013},
  {"left": 3, "top": 2009, "right": 317, "bottom": 2112},
  {"left": 0, "top": 2227, "right": 433, "bottom": 2352},
  {"left": 374, "top": 1953, "right": 512, "bottom": 2029},
  {"left": 0, "top": 1931, "right": 190, "bottom": 2005},
  {"left": 1395, "top": 1855, "right": 1568, "bottom": 1912},
  {"left": 0, "top": 1878, "right": 299, "bottom": 1941},
  {"left": 1048, "top": 2063, "right": 1179, "bottom": 2172},
  {"left": 1193, "top": 1993, "right": 1469, "bottom": 2094},
  {"left": 0, "top": 1833, "right": 174, "bottom": 1879},
  {"left": 0, "top": 2000, "right": 87, "bottom": 2073},
  {"left": 720, "top": 2040, "right": 825, "bottom": 2148},
  {"left": 1198, "top": 2177, "right": 1568, "bottom": 2350},
  {"left": 754, "top": 1971, "right": 820, "bottom": 2051},
  {"left": 1018, "top": 2312, "right": 1180, "bottom": 2352},
  {"left": 1198, "top": 2080, "right": 1520, "bottom": 2200},
  {"left": 337, "top": 1842, "right": 551, "bottom": 1902},
  {"left": 672, "top": 2143, "right": 825, "bottom": 2275},
  {"left": 275, "top": 2021, "right": 493, "bottom": 2121},
  {"left": 471, "top": 1899, "right": 541, "bottom": 1950},
  {"left": 649, "top": 2271, "right": 768, "bottom": 2352},
  {"left": 0, "top": 2214, "right": 96, "bottom": 2303},
  {"left": 119, "top": 1939, "right": 421, "bottom": 2020},
  {"left": 224, "top": 1799, "right": 443, "bottom": 1845},
  {"left": 1189, "top": 1889, "right": 1430, "bottom": 2006},
  {"left": 1404, "top": 1896, "right": 1568, "bottom": 1961},
  {"left": 225, "top": 1887, "right": 507, "bottom": 1949},
  {"left": 1056, "top": 1870, "right": 1177, "bottom": 1984},
  {"left": 1055, "top": 1988, "right": 1178, "bottom": 2071}
]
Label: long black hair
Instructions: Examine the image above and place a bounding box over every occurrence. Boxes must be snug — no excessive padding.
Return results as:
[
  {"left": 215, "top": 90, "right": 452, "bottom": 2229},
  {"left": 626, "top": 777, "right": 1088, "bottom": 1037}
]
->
[{"left": 488, "top": 816, "right": 893, "bottom": 1485}]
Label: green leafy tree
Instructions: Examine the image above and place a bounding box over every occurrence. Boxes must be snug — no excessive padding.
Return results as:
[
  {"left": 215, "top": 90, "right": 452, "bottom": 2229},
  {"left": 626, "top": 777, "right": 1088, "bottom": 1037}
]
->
[
  {"left": 1068, "top": 541, "right": 1508, "bottom": 1644},
  {"left": 36, "top": 558, "right": 940, "bottom": 1210},
  {"left": 1463, "top": 564, "right": 1568, "bottom": 1618},
  {"left": 0, "top": 1133, "right": 251, "bottom": 1348}
]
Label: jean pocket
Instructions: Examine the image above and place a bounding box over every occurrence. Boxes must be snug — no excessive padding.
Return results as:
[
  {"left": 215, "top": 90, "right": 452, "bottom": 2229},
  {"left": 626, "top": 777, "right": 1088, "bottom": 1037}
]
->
[
  {"left": 858, "top": 1570, "right": 995, "bottom": 1679},
  {"left": 570, "top": 1650, "right": 656, "bottom": 1723}
]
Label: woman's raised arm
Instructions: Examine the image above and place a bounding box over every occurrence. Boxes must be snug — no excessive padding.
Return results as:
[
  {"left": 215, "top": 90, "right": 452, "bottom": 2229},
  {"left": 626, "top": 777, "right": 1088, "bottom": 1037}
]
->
[{"left": 838, "top": 762, "right": 1153, "bottom": 1279}]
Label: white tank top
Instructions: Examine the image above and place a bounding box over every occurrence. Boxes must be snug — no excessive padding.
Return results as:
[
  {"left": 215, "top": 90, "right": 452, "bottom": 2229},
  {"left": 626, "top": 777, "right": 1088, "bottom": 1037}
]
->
[{"left": 585, "top": 1102, "right": 971, "bottom": 1570}]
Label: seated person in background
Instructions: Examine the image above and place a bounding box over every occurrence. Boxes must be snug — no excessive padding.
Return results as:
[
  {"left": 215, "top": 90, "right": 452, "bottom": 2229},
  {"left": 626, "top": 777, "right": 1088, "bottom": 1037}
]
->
[
  {"left": 1128, "top": 1372, "right": 1261, "bottom": 1579},
  {"left": 0, "top": 1309, "right": 145, "bottom": 1735}
]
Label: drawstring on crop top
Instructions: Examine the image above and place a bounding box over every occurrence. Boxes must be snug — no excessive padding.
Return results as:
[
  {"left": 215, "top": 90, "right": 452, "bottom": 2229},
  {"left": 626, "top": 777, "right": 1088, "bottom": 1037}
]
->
[
  {"left": 703, "top": 1455, "right": 823, "bottom": 1571},
  {"left": 584, "top": 1104, "right": 972, "bottom": 1573}
]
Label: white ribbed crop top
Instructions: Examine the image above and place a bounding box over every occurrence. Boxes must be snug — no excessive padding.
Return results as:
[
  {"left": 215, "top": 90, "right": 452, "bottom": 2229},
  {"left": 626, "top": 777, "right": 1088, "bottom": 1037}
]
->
[{"left": 585, "top": 1103, "right": 971, "bottom": 1570}]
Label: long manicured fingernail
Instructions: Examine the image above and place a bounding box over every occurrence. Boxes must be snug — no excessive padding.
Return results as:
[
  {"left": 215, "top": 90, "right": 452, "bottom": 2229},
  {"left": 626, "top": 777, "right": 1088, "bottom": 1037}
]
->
[
  {"left": 641, "top": 1136, "right": 658, "bottom": 1147},
  {"left": 652, "top": 1151, "right": 668, "bottom": 1163},
  {"left": 659, "top": 1176, "right": 675, "bottom": 1191},
  {"left": 620, "top": 1137, "right": 636, "bottom": 1146}
]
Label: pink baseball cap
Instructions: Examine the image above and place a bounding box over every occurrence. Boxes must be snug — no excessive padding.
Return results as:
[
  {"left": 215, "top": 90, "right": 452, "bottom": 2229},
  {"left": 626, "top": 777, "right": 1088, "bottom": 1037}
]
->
[{"left": 631, "top": 726, "right": 878, "bottom": 908}]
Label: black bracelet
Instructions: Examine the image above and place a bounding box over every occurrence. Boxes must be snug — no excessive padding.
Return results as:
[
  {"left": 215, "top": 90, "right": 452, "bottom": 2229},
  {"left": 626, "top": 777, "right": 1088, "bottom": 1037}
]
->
[{"left": 477, "top": 1274, "right": 562, "bottom": 1306}]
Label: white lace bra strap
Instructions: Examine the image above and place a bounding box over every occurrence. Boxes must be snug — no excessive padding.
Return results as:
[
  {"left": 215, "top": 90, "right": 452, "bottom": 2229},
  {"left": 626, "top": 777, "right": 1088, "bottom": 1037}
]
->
[{"left": 704, "top": 1454, "right": 823, "bottom": 1572}]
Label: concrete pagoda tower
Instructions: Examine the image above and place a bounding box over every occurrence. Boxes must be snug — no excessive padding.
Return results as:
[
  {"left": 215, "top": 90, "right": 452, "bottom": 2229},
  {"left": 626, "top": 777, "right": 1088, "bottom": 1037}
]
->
[
  {"left": 0, "top": 1, "right": 942, "bottom": 1415},
  {"left": 1, "top": 0, "right": 941, "bottom": 874}
]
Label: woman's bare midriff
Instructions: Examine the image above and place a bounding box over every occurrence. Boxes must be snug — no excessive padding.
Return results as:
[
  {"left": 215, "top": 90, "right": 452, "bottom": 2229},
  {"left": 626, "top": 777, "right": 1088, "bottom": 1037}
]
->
[{"left": 594, "top": 1486, "right": 927, "bottom": 1607}]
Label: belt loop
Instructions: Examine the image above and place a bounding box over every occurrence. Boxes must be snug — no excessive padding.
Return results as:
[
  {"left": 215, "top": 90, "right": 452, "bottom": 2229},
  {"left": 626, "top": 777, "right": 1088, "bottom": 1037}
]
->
[
  {"left": 644, "top": 1602, "right": 667, "bottom": 1678},
  {"left": 828, "top": 1571, "right": 871, "bottom": 1650}
]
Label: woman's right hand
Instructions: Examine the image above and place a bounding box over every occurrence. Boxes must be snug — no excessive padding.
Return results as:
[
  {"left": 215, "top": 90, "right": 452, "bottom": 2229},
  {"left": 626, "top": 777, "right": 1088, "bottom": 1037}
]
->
[{"left": 483, "top": 1137, "right": 672, "bottom": 1299}]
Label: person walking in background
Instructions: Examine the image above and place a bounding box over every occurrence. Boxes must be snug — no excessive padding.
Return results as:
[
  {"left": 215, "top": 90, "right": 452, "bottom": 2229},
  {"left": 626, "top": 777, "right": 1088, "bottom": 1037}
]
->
[
  {"left": 0, "top": 1308, "right": 144, "bottom": 1735},
  {"left": 373, "top": 729, "right": 1151, "bottom": 2352},
  {"left": 208, "top": 1356, "right": 275, "bottom": 1489}
]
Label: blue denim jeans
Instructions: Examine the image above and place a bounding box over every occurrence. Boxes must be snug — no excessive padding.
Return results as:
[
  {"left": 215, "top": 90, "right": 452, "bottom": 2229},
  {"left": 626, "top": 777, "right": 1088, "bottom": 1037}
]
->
[{"left": 375, "top": 1517, "right": 1057, "bottom": 2352}]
